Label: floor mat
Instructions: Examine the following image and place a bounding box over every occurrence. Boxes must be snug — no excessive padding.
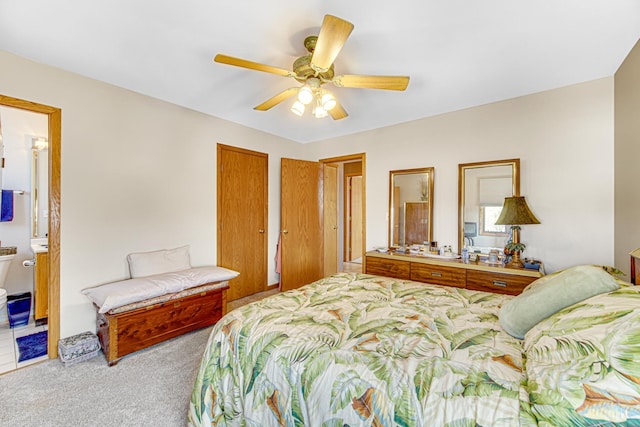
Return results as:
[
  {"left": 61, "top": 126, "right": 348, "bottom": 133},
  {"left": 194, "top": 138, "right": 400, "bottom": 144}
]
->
[{"left": 16, "top": 330, "right": 48, "bottom": 362}]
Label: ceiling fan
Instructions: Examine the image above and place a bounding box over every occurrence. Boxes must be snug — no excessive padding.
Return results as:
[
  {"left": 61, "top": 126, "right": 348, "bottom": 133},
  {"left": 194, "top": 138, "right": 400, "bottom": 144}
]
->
[{"left": 214, "top": 14, "right": 410, "bottom": 120}]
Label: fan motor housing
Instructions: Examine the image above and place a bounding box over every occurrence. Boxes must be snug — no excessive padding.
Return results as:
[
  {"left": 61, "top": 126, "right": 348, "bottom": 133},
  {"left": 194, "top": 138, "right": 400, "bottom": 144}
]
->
[{"left": 293, "top": 36, "right": 335, "bottom": 83}]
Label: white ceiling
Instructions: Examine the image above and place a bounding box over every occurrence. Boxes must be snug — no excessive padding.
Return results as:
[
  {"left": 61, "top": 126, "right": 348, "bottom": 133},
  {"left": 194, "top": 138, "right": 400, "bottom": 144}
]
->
[{"left": 1, "top": 1, "right": 638, "bottom": 143}]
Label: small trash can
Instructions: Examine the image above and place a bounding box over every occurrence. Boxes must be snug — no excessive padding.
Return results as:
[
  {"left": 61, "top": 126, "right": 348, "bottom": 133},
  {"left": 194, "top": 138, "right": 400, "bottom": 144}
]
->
[{"left": 7, "top": 292, "right": 31, "bottom": 328}]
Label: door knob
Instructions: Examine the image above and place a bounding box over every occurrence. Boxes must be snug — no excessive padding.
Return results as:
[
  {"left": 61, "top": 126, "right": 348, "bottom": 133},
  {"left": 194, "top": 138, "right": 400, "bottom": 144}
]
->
[
  {"left": 282, "top": 230, "right": 288, "bottom": 234},
  {"left": 258, "top": 229, "right": 265, "bottom": 233}
]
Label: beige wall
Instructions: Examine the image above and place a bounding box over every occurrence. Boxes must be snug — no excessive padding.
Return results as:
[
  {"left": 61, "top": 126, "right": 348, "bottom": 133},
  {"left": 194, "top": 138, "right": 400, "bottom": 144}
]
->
[
  {"left": 614, "top": 40, "right": 640, "bottom": 276},
  {"left": 305, "top": 78, "right": 616, "bottom": 274},
  {"left": 0, "top": 46, "right": 625, "bottom": 337},
  {"left": 0, "top": 50, "right": 303, "bottom": 337}
]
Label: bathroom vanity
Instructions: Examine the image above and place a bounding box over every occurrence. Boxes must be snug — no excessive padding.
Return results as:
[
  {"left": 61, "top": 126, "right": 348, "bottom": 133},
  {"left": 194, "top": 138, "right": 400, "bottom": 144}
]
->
[{"left": 31, "top": 240, "right": 49, "bottom": 323}]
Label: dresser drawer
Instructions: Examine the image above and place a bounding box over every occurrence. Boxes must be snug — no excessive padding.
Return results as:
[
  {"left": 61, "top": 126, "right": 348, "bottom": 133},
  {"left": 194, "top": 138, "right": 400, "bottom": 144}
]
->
[
  {"left": 365, "top": 257, "right": 411, "bottom": 280},
  {"left": 466, "top": 270, "right": 537, "bottom": 295},
  {"left": 410, "top": 263, "right": 466, "bottom": 288}
]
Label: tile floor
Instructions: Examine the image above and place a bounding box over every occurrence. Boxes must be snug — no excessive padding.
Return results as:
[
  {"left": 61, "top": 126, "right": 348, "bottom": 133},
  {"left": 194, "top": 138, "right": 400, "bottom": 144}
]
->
[{"left": 0, "top": 318, "right": 49, "bottom": 374}]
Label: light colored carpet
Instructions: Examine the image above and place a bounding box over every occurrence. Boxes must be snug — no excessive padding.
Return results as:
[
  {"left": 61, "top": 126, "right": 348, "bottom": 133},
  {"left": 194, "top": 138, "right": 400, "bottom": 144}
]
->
[{"left": 0, "top": 326, "right": 213, "bottom": 427}]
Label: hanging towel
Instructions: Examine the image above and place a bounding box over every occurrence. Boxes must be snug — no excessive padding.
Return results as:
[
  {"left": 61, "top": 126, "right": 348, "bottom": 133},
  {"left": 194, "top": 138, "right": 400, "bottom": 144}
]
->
[
  {"left": 1, "top": 190, "right": 14, "bottom": 222},
  {"left": 275, "top": 234, "right": 282, "bottom": 274}
]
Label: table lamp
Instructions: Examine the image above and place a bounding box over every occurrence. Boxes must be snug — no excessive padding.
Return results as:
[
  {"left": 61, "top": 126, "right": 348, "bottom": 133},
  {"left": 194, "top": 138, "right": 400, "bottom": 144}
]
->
[{"left": 495, "top": 196, "right": 540, "bottom": 268}]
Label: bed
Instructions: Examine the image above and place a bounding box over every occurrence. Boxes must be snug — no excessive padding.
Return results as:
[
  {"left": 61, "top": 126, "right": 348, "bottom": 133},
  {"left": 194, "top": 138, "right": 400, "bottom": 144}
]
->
[{"left": 189, "top": 267, "right": 640, "bottom": 426}]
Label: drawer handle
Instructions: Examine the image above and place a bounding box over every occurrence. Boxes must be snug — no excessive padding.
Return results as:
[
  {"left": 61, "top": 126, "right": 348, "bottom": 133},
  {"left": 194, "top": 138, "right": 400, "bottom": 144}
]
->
[
  {"left": 492, "top": 280, "right": 508, "bottom": 287},
  {"left": 431, "top": 272, "right": 442, "bottom": 277}
]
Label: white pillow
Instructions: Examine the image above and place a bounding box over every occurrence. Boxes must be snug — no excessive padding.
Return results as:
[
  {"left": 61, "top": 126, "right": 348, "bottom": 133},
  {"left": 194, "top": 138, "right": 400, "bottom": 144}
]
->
[
  {"left": 82, "top": 266, "right": 239, "bottom": 313},
  {"left": 82, "top": 277, "right": 170, "bottom": 314},
  {"left": 127, "top": 245, "right": 191, "bottom": 278},
  {"left": 176, "top": 266, "right": 239, "bottom": 290}
]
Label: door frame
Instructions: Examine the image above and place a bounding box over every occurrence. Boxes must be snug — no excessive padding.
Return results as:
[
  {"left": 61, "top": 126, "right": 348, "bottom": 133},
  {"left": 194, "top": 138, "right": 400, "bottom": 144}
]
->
[
  {"left": 320, "top": 153, "right": 366, "bottom": 265},
  {"left": 0, "top": 95, "right": 61, "bottom": 358}
]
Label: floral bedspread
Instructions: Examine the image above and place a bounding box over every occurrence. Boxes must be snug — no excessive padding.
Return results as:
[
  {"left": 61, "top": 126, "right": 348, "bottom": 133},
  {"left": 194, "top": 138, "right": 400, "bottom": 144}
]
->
[
  {"left": 524, "top": 285, "right": 640, "bottom": 426},
  {"left": 189, "top": 273, "right": 535, "bottom": 426}
]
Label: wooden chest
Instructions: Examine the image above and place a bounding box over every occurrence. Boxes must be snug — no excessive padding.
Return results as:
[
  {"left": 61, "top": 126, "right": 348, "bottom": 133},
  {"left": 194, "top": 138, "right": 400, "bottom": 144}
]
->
[{"left": 96, "top": 284, "right": 228, "bottom": 366}]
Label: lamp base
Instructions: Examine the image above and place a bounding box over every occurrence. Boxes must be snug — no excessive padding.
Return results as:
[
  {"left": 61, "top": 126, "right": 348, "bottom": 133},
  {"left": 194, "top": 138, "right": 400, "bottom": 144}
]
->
[
  {"left": 505, "top": 259, "right": 524, "bottom": 269},
  {"left": 506, "top": 252, "right": 524, "bottom": 269}
]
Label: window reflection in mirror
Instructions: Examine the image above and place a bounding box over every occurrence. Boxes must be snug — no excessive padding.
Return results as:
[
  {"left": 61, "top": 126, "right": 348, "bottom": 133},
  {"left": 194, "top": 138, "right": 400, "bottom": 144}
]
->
[
  {"left": 458, "top": 159, "right": 519, "bottom": 254},
  {"left": 389, "top": 167, "right": 434, "bottom": 247}
]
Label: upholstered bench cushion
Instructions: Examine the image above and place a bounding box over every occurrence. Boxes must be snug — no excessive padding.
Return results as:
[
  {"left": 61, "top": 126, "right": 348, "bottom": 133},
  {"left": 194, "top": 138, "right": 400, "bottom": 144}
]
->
[
  {"left": 82, "top": 266, "right": 239, "bottom": 313},
  {"left": 107, "top": 281, "right": 229, "bottom": 314}
]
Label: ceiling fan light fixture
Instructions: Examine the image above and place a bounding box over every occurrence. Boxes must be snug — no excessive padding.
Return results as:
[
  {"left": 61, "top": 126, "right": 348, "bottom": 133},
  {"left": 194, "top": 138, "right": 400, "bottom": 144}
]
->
[
  {"left": 312, "top": 101, "right": 328, "bottom": 119},
  {"left": 298, "top": 85, "right": 314, "bottom": 105},
  {"left": 321, "top": 92, "right": 336, "bottom": 111},
  {"left": 291, "top": 101, "right": 305, "bottom": 116}
]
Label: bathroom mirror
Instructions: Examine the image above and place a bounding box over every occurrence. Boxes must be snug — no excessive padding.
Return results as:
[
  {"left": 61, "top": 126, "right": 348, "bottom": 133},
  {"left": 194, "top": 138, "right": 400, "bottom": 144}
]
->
[
  {"left": 458, "top": 159, "right": 519, "bottom": 255},
  {"left": 31, "top": 138, "right": 48, "bottom": 238},
  {"left": 389, "top": 167, "right": 434, "bottom": 247}
]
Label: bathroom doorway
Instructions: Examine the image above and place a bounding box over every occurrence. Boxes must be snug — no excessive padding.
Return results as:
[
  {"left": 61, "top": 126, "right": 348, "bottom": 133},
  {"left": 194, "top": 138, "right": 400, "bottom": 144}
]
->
[{"left": 0, "top": 95, "right": 61, "bottom": 368}]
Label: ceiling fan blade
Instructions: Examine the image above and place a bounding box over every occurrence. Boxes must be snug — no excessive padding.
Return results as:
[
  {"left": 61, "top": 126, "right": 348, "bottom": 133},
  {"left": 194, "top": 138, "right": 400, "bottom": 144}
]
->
[
  {"left": 332, "top": 74, "right": 410, "bottom": 91},
  {"left": 328, "top": 101, "right": 348, "bottom": 120},
  {"left": 214, "top": 54, "right": 295, "bottom": 77},
  {"left": 254, "top": 87, "right": 299, "bottom": 111},
  {"left": 311, "top": 15, "right": 354, "bottom": 72}
]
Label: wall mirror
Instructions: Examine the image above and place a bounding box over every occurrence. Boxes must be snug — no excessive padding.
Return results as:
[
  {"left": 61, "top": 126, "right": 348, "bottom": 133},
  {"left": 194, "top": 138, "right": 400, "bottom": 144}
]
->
[
  {"left": 389, "top": 167, "right": 434, "bottom": 247},
  {"left": 458, "top": 159, "right": 519, "bottom": 254},
  {"left": 31, "top": 137, "right": 49, "bottom": 238}
]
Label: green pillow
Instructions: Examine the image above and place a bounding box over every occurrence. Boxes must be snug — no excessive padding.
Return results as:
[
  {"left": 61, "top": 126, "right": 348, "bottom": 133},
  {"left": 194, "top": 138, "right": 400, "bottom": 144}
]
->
[{"left": 499, "top": 265, "right": 620, "bottom": 339}]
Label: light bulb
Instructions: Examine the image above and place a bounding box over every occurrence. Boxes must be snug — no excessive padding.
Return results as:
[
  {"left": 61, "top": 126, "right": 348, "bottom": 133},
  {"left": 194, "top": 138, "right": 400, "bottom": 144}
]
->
[
  {"left": 321, "top": 93, "right": 336, "bottom": 111},
  {"left": 290, "top": 101, "right": 305, "bottom": 116},
  {"left": 313, "top": 104, "right": 328, "bottom": 119},
  {"left": 32, "top": 137, "right": 48, "bottom": 151},
  {"left": 297, "top": 86, "right": 313, "bottom": 105}
]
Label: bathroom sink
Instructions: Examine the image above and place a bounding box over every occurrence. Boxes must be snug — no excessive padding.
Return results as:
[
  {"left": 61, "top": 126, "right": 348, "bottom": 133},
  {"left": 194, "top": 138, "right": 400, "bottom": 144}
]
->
[{"left": 30, "top": 238, "right": 49, "bottom": 254}]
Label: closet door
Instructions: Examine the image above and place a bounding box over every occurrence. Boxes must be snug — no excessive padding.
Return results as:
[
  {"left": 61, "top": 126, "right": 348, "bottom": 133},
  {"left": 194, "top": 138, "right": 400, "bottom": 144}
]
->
[{"left": 217, "top": 144, "right": 268, "bottom": 301}]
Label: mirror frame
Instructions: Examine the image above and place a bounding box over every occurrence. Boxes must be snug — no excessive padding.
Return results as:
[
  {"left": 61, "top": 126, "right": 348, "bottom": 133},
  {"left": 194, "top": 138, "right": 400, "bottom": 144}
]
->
[
  {"left": 388, "top": 167, "right": 435, "bottom": 247},
  {"left": 457, "top": 159, "right": 520, "bottom": 254}
]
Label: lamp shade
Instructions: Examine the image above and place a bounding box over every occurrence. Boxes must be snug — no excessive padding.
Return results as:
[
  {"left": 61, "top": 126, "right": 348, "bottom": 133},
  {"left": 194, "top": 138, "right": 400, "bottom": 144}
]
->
[{"left": 494, "top": 196, "right": 540, "bottom": 225}]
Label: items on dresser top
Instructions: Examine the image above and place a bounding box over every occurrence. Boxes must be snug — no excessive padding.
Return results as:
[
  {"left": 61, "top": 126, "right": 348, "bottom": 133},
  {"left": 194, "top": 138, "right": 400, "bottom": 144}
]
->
[{"left": 365, "top": 250, "right": 542, "bottom": 295}]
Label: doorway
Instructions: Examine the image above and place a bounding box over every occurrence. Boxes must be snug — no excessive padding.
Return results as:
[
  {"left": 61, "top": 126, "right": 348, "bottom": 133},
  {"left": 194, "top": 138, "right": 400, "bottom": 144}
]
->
[
  {"left": 279, "top": 154, "right": 365, "bottom": 290},
  {"left": 320, "top": 153, "right": 366, "bottom": 273},
  {"left": 0, "top": 95, "right": 61, "bottom": 360}
]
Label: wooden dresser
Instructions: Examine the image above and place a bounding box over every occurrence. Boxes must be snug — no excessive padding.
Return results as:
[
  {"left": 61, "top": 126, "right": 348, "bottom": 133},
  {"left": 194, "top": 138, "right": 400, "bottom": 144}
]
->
[{"left": 365, "top": 251, "right": 543, "bottom": 296}]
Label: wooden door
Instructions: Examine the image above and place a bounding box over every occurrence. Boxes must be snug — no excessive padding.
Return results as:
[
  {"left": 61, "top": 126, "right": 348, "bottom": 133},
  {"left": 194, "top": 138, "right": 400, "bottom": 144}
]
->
[
  {"left": 323, "top": 164, "right": 338, "bottom": 276},
  {"left": 280, "top": 158, "right": 324, "bottom": 291},
  {"left": 405, "top": 202, "right": 429, "bottom": 245},
  {"left": 217, "top": 144, "right": 267, "bottom": 301},
  {"left": 348, "top": 175, "right": 363, "bottom": 261}
]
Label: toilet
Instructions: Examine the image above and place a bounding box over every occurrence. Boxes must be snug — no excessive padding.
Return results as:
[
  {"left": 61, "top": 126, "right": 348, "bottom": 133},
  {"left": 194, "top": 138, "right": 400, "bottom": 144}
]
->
[{"left": 0, "top": 253, "right": 16, "bottom": 312}]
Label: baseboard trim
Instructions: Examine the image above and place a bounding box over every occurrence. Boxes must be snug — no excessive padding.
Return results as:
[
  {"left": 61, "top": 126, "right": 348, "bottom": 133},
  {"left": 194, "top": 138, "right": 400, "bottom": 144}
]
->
[{"left": 267, "top": 283, "right": 279, "bottom": 290}]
